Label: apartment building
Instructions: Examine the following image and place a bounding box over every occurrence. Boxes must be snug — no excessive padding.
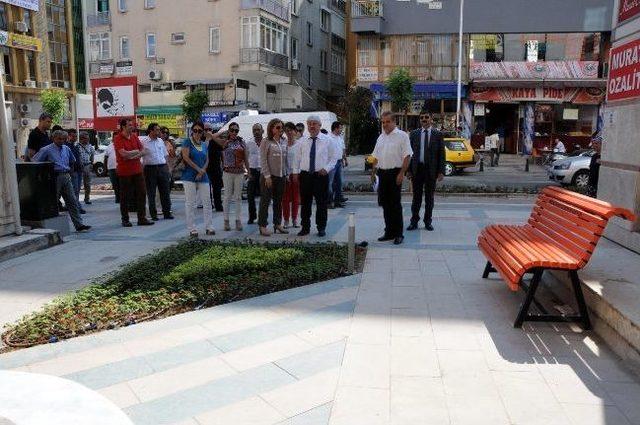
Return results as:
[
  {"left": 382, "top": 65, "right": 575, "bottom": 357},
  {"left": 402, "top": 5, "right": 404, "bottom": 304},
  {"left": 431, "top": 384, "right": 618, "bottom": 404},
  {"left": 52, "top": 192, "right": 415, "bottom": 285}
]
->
[{"left": 349, "top": 0, "right": 613, "bottom": 153}]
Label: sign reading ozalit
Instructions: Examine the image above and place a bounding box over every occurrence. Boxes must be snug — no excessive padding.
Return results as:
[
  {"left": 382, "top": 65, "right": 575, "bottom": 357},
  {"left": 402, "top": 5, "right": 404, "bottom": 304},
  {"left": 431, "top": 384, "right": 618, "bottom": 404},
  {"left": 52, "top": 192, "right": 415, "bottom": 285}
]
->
[
  {"left": 606, "top": 37, "right": 640, "bottom": 102},
  {"left": 618, "top": 0, "right": 640, "bottom": 23}
]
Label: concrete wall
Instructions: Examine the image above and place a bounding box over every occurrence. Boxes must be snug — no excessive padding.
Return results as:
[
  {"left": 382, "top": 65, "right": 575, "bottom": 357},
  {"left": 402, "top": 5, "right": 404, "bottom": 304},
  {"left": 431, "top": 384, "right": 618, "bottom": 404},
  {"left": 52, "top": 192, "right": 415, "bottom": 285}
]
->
[
  {"left": 599, "top": 0, "right": 640, "bottom": 253},
  {"left": 353, "top": 0, "right": 613, "bottom": 35}
]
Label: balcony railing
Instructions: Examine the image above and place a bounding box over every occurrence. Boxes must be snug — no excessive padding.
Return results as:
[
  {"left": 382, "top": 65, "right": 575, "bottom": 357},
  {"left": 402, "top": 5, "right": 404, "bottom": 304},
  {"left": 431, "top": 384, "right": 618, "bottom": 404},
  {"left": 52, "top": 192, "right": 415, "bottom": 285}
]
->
[
  {"left": 240, "top": 48, "right": 289, "bottom": 70},
  {"left": 241, "top": 0, "right": 290, "bottom": 22},
  {"left": 87, "top": 11, "right": 111, "bottom": 27},
  {"left": 351, "top": 0, "right": 383, "bottom": 17},
  {"left": 330, "top": 0, "right": 346, "bottom": 14}
]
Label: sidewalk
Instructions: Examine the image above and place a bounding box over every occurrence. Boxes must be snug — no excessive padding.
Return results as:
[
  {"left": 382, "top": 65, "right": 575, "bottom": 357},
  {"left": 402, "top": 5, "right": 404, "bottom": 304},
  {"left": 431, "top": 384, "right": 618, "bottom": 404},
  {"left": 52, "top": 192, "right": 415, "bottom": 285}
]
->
[{"left": 1, "top": 195, "right": 639, "bottom": 425}]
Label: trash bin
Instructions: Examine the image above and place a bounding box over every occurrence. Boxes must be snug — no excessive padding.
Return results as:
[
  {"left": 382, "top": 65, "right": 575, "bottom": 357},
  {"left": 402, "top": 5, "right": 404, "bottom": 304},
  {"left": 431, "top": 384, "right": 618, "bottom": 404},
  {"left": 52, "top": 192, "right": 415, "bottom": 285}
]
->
[{"left": 16, "top": 162, "right": 59, "bottom": 221}]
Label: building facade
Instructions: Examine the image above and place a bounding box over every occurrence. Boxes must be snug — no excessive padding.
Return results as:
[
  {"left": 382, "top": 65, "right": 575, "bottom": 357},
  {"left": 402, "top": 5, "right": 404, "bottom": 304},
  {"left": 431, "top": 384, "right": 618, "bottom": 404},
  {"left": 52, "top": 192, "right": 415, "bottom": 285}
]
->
[
  {"left": 82, "top": 0, "right": 346, "bottom": 134},
  {"left": 599, "top": 0, "right": 640, "bottom": 253},
  {"left": 349, "top": 0, "right": 613, "bottom": 153}
]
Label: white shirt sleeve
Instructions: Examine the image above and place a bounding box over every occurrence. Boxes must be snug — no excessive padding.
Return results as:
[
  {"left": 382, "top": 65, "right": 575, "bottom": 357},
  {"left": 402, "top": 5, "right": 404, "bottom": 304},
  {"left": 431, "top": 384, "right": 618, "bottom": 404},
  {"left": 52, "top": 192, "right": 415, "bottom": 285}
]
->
[
  {"left": 293, "top": 140, "right": 303, "bottom": 174},
  {"left": 324, "top": 135, "right": 336, "bottom": 173},
  {"left": 401, "top": 132, "right": 413, "bottom": 160}
]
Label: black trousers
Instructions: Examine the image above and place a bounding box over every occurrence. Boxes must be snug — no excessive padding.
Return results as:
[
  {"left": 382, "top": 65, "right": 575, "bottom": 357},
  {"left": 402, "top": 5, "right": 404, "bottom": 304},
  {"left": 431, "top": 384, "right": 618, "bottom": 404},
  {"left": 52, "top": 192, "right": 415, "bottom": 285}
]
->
[
  {"left": 258, "top": 175, "right": 284, "bottom": 227},
  {"left": 119, "top": 173, "right": 147, "bottom": 223},
  {"left": 410, "top": 164, "right": 436, "bottom": 226},
  {"left": 299, "top": 171, "right": 328, "bottom": 232},
  {"left": 378, "top": 168, "right": 404, "bottom": 238},
  {"left": 207, "top": 169, "right": 223, "bottom": 212},
  {"left": 144, "top": 164, "right": 172, "bottom": 218},
  {"left": 247, "top": 168, "right": 261, "bottom": 221},
  {"left": 108, "top": 169, "right": 120, "bottom": 203}
]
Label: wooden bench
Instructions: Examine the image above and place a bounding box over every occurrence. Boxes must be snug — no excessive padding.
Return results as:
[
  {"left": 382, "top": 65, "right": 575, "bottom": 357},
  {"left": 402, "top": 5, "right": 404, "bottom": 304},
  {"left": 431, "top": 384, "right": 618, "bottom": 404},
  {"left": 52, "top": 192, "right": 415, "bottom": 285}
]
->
[{"left": 478, "top": 186, "right": 636, "bottom": 329}]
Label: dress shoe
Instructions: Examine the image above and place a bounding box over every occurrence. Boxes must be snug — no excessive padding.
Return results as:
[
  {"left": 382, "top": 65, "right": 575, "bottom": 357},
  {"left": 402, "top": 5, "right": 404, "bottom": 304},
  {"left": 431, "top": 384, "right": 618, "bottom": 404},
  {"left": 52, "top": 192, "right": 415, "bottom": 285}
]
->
[
  {"left": 378, "top": 234, "right": 394, "bottom": 242},
  {"left": 425, "top": 224, "right": 434, "bottom": 231},
  {"left": 407, "top": 223, "right": 418, "bottom": 231},
  {"left": 340, "top": 197, "right": 348, "bottom": 202},
  {"left": 393, "top": 236, "right": 404, "bottom": 245},
  {"left": 164, "top": 214, "right": 175, "bottom": 220},
  {"left": 80, "top": 208, "right": 87, "bottom": 214},
  {"left": 76, "top": 225, "right": 91, "bottom": 232},
  {"left": 247, "top": 219, "right": 255, "bottom": 225},
  {"left": 138, "top": 220, "right": 155, "bottom": 226},
  {"left": 297, "top": 229, "right": 310, "bottom": 236},
  {"left": 334, "top": 202, "right": 345, "bottom": 208},
  {"left": 317, "top": 230, "right": 326, "bottom": 237},
  {"left": 85, "top": 200, "right": 92, "bottom": 205},
  {"left": 122, "top": 221, "right": 133, "bottom": 227},
  {"left": 151, "top": 216, "right": 159, "bottom": 221}
]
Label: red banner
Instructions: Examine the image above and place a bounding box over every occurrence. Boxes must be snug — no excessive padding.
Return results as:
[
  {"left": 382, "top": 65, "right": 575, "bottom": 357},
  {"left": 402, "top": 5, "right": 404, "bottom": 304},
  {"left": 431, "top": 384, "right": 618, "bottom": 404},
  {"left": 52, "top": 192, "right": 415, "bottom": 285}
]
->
[
  {"left": 607, "top": 37, "right": 640, "bottom": 102},
  {"left": 77, "top": 118, "right": 94, "bottom": 129},
  {"left": 619, "top": 0, "right": 640, "bottom": 23},
  {"left": 470, "top": 86, "right": 604, "bottom": 104},
  {"left": 91, "top": 76, "right": 138, "bottom": 131}
]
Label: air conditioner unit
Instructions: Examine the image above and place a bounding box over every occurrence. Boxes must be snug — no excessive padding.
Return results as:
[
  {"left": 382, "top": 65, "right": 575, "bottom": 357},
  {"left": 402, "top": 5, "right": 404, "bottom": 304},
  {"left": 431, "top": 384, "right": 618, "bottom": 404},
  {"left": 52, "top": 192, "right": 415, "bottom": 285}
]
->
[
  {"left": 19, "top": 104, "right": 30, "bottom": 114},
  {"left": 20, "top": 118, "right": 30, "bottom": 127},
  {"left": 41, "top": 81, "right": 51, "bottom": 89},
  {"left": 291, "top": 60, "right": 300, "bottom": 70},
  {"left": 24, "top": 80, "right": 36, "bottom": 88},
  {"left": 148, "top": 69, "right": 162, "bottom": 80},
  {"left": 15, "top": 21, "right": 28, "bottom": 33}
]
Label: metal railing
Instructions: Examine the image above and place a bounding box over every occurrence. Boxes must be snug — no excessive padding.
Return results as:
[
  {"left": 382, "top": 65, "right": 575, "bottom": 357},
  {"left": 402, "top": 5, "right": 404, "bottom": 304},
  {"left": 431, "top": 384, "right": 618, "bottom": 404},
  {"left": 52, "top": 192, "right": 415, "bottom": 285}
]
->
[
  {"left": 241, "top": 0, "right": 290, "bottom": 22},
  {"left": 87, "top": 11, "right": 111, "bottom": 27},
  {"left": 240, "top": 48, "right": 289, "bottom": 70},
  {"left": 351, "top": 0, "right": 383, "bottom": 17},
  {"left": 330, "top": 0, "right": 346, "bottom": 14}
]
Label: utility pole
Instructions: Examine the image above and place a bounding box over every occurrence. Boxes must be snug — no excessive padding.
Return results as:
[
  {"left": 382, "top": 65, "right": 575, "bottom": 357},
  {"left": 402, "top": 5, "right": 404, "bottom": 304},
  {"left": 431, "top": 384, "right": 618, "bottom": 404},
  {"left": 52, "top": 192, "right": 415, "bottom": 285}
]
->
[{"left": 455, "top": 0, "right": 465, "bottom": 129}]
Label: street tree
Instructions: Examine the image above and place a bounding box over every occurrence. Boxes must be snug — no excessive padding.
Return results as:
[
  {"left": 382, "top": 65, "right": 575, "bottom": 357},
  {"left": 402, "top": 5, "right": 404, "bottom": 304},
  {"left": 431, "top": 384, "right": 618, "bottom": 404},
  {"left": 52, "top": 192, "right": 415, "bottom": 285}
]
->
[
  {"left": 40, "top": 89, "right": 68, "bottom": 125},
  {"left": 385, "top": 67, "right": 415, "bottom": 130},
  {"left": 343, "top": 86, "right": 379, "bottom": 155},
  {"left": 182, "top": 88, "right": 209, "bottom": 124}
]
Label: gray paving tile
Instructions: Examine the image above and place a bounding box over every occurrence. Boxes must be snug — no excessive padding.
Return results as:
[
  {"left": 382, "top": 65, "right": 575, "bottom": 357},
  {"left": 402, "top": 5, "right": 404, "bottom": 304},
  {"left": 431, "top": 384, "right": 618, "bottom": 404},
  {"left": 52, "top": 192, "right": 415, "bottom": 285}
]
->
[
  {"left": 275, "top": 340, "right": 346, "bottom": 380},
  {"left": 278, "top": 402, "right": 333, "bottom": 425}
]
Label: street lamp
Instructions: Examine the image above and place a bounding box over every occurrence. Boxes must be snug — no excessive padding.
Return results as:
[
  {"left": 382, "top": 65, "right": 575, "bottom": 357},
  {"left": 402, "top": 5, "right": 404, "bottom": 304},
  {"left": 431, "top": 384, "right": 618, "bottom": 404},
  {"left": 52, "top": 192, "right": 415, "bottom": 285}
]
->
[{"left": 455, "top": 0, "right": 464, "bottom": 130}]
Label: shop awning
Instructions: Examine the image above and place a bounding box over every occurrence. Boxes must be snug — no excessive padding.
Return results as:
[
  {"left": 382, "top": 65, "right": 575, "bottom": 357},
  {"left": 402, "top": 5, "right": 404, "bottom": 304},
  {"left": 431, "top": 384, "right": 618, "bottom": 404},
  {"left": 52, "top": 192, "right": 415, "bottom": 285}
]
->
[
  {"left": 184, "top": 78, "right": 233, "bottom": 86},
  {"left": 136, "top": 105, "right": 183, "bottom": 115},
  {"left": 369, "top": 82, "right": 466, "bottom": 100},
  {"left": 471, "top": 79, "right": 607, "bottom": 88}
]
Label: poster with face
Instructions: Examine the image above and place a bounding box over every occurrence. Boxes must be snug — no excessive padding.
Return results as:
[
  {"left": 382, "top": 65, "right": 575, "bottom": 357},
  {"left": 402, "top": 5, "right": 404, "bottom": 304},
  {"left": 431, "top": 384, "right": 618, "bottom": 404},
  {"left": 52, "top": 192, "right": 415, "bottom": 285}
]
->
[{"left": 95, "top": 86, "right": 135, "bottom": 118}]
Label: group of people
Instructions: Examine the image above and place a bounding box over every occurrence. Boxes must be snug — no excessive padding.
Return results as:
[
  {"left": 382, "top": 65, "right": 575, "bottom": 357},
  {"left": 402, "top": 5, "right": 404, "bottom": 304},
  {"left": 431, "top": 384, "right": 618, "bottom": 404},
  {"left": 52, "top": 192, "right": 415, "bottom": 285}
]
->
[
  {"left": 181, "top": 116, "right": 347, "bottom": 237},
  {"left": 26, "top": 113, "right": 92, "bottom": 232}
]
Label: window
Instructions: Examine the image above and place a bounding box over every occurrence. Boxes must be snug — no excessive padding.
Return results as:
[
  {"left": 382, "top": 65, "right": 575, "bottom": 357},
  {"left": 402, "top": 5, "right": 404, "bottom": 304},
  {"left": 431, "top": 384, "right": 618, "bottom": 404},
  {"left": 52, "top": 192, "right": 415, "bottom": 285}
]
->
[
  {"left": 291, "top": 38, "right": 298, "bottom": 60},
  {"left": 241, "top": 17, "right": 288, "bottom": 55},
  {"left": 209, "top": 26, "right": 220, "bottom": 53},
  {"left": 331, "top": 51, "right": 345, "bottom": 75},
  {"left": 138, "top": 84, "right": 151, "bottom": 93},
  {"left": 119, "top": 36, "right": 130, "bottom": 59},
  {"left": 291, "top": 0, "right": 299, "bottom": 15},
  {"left": 97, "top": 0, "right": 109, "bottom": 12},
  {"left": 307, "top": 65, "right": 312, "bottom": 85},
  {"left": 320, "top": 50, "right": 328, "bottom": 71},
  {"left": 0, "top": 4, "right": 7, "bottom": 31},
  {"left": 2, "top": 46, "right": 11, "bottom": 83},
  {"left": 23, "top": 9, "right": 32, "bottom": 35},
  {"left": 171, "top": 32, "right": 185, "bottom": 44},
  {"left": 47, "top": 0, "right": 70, "bottom": 88},
  {"left": 321, "top": 10, "right": 330, "bottom": 32},
  {"left": 26, "top": 50, "right": 36, "bottom": 80},
  {"left": 146, "top": 33, "right": 156, "bottom": 58},
  {"left": 118, "top": 0, "right": 127, "bottom": 12},
  {"left": 173, "top": 81, "right": 186, "bottom": 90},
  {"left": 241, "top": 16, "right": 259, "bottom": 48},
  {"left": 307, "top": 22, "right": 313, "bottom": 46},
  {"left": 144, "top": 0, "right": 155, "bottom": 8},
  {"left": 89, "top": 32, "right": 111, "bottom": 61}
]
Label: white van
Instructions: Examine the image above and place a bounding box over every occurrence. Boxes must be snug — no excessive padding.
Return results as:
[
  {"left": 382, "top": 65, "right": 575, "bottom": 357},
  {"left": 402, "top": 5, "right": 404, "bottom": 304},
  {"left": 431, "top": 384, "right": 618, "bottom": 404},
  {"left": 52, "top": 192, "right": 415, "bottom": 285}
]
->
[{"left": 218, "top": 111, "right": 338, "bottom": 140}]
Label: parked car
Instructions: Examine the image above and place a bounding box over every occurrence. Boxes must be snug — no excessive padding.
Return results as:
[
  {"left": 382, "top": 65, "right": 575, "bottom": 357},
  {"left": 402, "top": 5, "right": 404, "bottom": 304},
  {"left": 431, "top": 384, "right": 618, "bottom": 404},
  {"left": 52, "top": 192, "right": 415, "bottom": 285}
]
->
[
  {"left": 443, "top": 137, "right": 476, "bottom": 176},
  {"left": 547, "top": 150, "right": 595, "bottom": 188},
  {"left": 92, "top": 147, "right": 108, "bottom": 177}
]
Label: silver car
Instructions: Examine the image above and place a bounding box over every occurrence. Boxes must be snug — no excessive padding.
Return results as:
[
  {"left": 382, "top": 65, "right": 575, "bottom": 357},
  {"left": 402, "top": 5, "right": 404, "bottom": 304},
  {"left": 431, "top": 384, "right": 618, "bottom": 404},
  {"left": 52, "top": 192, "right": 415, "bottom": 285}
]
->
[{"left": 547, "top": 150, "right": 595, "bottom": 188}]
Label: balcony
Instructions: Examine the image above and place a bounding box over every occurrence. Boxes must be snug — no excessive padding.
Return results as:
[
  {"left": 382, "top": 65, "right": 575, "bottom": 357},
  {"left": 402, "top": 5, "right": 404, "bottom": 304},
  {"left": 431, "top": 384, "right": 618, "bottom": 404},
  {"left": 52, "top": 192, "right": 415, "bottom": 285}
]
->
[
  {"left": 351, "top": 0, "right": 383, "bottom": 34},
  {"left": 330, "top": 0, "right": 346, "bottom": 14},
  {"left": 241, "top": 0, "right": 290, "bottom": 22},
  {"left": 240, "top": 48, "right": 289, "bottom": 71},
  {"left": 87, "top": 11, "right": 111, "bottom": 28}
]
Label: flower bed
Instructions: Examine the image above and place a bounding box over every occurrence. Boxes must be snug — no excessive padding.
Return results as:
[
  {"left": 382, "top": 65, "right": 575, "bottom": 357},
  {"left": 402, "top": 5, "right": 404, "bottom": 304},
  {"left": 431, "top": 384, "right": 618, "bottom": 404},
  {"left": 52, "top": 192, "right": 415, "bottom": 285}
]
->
[{"left": 2, "top": 241, "right": 366, "bottom": 349}]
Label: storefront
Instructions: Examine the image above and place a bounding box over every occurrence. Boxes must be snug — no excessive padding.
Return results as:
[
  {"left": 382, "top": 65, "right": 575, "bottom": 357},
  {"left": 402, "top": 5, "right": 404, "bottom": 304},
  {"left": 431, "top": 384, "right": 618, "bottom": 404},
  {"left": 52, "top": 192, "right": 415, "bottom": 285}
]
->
[{"left": 369, "top": 82, "right": 467, "bottom": 131}]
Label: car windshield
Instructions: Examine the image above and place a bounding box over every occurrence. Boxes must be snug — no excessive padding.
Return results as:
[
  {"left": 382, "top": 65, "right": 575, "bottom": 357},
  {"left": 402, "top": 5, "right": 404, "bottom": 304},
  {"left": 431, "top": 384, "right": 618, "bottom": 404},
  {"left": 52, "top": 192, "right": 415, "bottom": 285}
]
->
[{"left": 445, "top": 140, "right": 467, "bottom": 151}]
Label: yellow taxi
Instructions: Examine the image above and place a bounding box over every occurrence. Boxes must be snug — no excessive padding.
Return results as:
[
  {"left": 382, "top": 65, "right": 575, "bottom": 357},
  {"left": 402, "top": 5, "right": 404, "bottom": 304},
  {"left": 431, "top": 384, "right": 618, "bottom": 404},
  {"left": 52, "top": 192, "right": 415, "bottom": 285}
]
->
[{"left": 443, "top": 137, "right": 476, "bottom": 176}]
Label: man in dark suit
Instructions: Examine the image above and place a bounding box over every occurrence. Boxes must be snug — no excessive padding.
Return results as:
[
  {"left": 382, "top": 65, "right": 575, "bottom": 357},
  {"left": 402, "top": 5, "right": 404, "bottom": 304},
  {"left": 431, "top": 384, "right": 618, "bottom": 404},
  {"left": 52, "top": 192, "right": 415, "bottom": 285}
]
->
[{"left": 407, "top": 112, "right": 445, "bottom": 231}]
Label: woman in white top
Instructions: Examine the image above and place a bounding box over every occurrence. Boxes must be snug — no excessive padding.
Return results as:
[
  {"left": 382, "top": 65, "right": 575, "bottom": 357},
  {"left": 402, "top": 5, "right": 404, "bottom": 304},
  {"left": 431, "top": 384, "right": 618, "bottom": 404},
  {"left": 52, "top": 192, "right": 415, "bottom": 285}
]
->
[{"left": 281, "top": 122, "right": 300, "bottom": 229}]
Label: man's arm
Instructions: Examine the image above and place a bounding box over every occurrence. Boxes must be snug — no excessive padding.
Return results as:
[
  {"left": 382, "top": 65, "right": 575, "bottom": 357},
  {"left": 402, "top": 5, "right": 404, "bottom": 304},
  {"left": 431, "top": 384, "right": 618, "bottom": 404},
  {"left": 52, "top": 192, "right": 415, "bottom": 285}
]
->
[{"left": 32, "top": 147, "right": 47, "bottom": 162}]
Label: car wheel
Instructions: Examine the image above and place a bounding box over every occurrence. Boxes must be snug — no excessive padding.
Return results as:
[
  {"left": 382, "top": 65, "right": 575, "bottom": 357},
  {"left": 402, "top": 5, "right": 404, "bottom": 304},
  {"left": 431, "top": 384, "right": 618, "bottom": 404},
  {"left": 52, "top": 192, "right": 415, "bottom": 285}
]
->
[
  {"left": 444, "top": 162, "right": 455, "bottom": 176},
  {"left": 94, "top": 162, "right": 106, "bottom": 177},
  {"left": 572, "top": 170, "right": 590, "bottom": 188}
]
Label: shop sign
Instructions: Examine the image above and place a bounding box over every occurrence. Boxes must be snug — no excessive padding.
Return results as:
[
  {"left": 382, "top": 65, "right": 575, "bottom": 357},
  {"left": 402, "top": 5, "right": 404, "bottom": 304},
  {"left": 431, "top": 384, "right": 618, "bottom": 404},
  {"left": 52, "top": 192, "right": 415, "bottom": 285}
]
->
[
  {"left": 201, "top": 112, "right": 230, "bottom": 129},
  {"left": 357, "top": 67, "right": 378, "bottom": 82},
  {"left": 618, "top": 0, "right": 640, "bottom": 23},
  {"left": 0, "top": 0, "right": 39, "bottom": 11},
  {"left": 0, "top": 30, "right": 42, "bottom": 52},
  {"left": 92, "top": 76, "right": 138, "bottom": 131},
  {"left": 606, "top": 37, "right": 640, "bottom": 102},
  {"left": 470, "top": 86, "right": 605, "bottom": 104},
  {"left": 116, "top": 60, "right": 133, "bottom": 76},
  {"left": 470, "top": 61, "right": 599, "bottom": 80},
  {"left": 138, "top": 113, "right": 186, "bottom": 137},
  {"left": 473, "top": 103, "right": 485, "bottom": 116},
  {"left": 99, "top": 63, "right": 114, "bottom": 75},
  {"left": 78, "top": 118, "right": 94, "bottom": 129}
]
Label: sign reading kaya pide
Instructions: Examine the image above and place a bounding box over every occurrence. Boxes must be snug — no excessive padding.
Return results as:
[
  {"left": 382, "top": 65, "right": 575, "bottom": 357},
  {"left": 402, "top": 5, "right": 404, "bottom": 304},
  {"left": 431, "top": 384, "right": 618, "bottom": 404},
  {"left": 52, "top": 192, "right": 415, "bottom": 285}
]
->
[
  {"left": 607, "top": 37, "right": 640, "bottom": 102},
  {"left": 618, "top": 0, "right": 640, "bottom": 23}
]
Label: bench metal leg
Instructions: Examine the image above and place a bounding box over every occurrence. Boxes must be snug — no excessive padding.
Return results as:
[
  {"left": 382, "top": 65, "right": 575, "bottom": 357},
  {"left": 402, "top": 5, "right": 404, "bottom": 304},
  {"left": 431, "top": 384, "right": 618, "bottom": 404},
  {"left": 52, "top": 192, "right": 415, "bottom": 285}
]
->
[
  {"left": 482, "top": 261, "right": 496, "bottom": 278},
  {"left": 569, "top": 270, "right": 592, "bottom": 330},
  {"left": 514, "top": 270, "right": 543, "bottom": 328}
]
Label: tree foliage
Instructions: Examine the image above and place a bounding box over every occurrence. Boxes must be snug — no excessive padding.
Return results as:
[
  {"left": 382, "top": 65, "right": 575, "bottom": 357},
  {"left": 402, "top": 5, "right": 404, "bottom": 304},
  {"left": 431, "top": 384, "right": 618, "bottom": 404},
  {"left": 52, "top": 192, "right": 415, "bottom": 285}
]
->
[
  {"left": 182, "top": 89, "right": 209, "bottom": 123},
  {"left": 40, "top": 89, "right": 68, "bottom": 124},
  {"left": 385, "top": 68, "right": 415, "bottom": 128},
  {"left": 343, "top": 86, "right": 380, "bottom": 155}
]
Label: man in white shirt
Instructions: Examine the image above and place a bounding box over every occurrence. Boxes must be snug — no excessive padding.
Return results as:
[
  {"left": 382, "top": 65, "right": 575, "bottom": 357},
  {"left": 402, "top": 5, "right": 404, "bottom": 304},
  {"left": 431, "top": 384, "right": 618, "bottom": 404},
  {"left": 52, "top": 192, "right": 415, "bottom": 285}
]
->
[
  {"left": 371, "top": 111, "right": 413, "bottom": 245},
  {"left": 104, "top": 141, "right": 120, "bottom": 204},
  {"left": 246, "top": 123, "right": 264, "bottom": 224},
  {"left": 553, "top": 139, "right": 566, "bottom": 153},
  {"left": 141, "top": 122, "right": 174, "bottom": 220},
  {"left": 328, "top": 121, "right": 347, "bottom": 209},
  {"left": 293, "top": 115, "right": 335, "bottom": 237}
]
